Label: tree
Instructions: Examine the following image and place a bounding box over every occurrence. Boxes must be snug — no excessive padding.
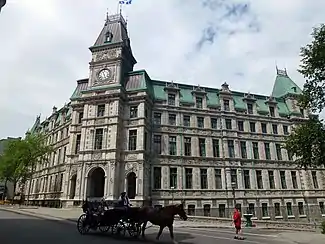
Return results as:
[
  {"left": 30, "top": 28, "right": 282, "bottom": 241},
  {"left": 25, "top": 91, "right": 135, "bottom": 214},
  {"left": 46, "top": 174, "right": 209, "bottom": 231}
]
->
[
  {"left": 0, "top": 139, "right": 24, "bottom": 201},
  {"left": 0, "top": 133, "right": 53, "bottom": 203},
  {"left": 284, "top": 24, "right": 325, "bottom": 168}
]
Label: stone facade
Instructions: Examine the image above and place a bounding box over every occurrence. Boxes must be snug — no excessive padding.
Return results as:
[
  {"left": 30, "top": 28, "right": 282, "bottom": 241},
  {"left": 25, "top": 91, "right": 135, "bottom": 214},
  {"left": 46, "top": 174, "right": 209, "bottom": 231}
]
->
[{"left": 25, "top": 13, "right": 325, "bottom": 222}]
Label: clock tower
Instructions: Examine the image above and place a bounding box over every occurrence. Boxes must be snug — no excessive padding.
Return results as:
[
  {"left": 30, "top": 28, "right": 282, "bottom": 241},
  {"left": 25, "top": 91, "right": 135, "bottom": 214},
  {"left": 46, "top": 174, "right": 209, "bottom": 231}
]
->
[{"left": 88, "top": 13, "right": 137, "bottom": 87}]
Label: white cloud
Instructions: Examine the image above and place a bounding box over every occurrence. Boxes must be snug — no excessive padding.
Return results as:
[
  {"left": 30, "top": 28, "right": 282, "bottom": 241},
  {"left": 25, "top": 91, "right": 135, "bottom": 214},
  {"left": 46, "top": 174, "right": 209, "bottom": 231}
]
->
[{"left": 0, "top": 0, "right": 323, "bottom": 138}]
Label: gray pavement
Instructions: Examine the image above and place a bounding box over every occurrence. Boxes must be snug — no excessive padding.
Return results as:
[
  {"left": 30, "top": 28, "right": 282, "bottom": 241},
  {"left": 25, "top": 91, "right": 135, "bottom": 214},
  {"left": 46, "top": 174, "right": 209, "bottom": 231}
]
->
[{"left": 0, "top": 209, "right": 302, "bottom": 244}]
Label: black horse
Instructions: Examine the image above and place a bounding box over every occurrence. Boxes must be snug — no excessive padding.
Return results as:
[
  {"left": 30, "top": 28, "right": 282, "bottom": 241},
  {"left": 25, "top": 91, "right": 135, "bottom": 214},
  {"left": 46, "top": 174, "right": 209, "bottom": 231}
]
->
[{"left": 138, "top": 203, "right": 188, "bottom": 243}]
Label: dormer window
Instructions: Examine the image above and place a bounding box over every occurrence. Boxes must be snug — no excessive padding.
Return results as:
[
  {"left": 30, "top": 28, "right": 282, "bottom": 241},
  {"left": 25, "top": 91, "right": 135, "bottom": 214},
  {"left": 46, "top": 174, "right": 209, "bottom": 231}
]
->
[
  {"left": 196, "top": 97, "right": 203, "bottom": 109},
  {"left": 269, "top": 106, "right": 275, "bottom": 117},
  {"left": 105, "top": 31, "right": 113, "bottom": 43},
  {"left": 168, "top": 93, "right": 176, "bottom": 106},
  {"left": 223, "top": 99, "right": 230, "bottom": 111},
  {"left": 291, "top": 87, "right": 297, "bottom": 93},
  {"left": 247, "top": 103, "right": 253, "bottom": 114}
]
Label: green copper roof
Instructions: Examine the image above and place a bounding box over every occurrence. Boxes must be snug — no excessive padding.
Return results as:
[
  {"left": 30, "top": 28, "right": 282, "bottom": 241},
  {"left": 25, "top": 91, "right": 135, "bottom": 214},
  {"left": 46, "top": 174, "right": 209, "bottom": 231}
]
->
[{"left": 271, "top": 68, "right": 302, "bottom": 98}]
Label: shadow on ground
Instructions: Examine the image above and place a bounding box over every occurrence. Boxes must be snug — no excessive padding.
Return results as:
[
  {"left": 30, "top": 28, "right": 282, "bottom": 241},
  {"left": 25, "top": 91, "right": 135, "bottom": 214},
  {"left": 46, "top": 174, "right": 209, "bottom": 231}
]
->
[{"left": 0, "top": 214, "right": 195, "bottom": 244}]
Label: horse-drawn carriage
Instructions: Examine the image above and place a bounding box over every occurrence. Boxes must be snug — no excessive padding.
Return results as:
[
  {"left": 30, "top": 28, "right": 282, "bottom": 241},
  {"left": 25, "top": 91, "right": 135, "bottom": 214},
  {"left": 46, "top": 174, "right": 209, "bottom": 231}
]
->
[
  {"left": 76, "top": 199, "right": 141, "bottom": 237},
  {"left": 77, "top": 199, "right": 188, "bottom": 243}
]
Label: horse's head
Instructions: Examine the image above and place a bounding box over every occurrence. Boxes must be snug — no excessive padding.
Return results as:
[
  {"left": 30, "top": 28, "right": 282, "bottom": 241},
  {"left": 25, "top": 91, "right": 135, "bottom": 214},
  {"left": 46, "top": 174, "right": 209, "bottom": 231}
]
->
[{"left": 174, "top": 202, "right": 188, "bottom": 221}]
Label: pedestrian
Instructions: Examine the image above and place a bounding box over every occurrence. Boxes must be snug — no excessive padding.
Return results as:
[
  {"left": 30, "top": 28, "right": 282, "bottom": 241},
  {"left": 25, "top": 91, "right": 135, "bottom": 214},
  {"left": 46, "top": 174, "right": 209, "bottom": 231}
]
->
[{"left": 233, "top": 203, "right": 244, "bottom": 240}]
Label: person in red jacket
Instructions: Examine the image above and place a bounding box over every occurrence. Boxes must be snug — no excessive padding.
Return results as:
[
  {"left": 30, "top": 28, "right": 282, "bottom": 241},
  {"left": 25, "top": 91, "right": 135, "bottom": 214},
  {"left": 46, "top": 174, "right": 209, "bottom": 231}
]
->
[{"left": 233, "top": 204, "right": 244, "bottom": 240}]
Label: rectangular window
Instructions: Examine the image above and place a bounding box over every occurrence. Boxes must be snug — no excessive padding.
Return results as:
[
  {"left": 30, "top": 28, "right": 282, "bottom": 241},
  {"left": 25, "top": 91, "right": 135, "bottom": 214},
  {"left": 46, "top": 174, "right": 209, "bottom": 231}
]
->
[
  {"left": 215, "top": 169, "right": 222, "bottom": 189},
  {"left": 78, "top": 112, "right": 83, "bottom": 124},
  {"left": 248, "top": 203, "right": 255, "bottom": 216},
  {"left": 244, "top": 170, "right": 250, "bottom": 189},
  {"left": 200, "top": 169, "right": 208, "bottom": 189},
  {"left": 269, "top": 107, "right": 275, "bottom": 117},
  {"left": 185, "top": 168, "right": 193, "bottom": 189},
  {"left": 219, "top": 204, "right": 226, "bottom": 217},
  {"left": 184, "top": 137, "right": 191, "bottom": 156},
  {"left": 274, "top": 203, "right": 281, "bottom": 217},
  {"left": 264, "top": 142, "right": 271, "bottom": 160},
  {"left": 168, "top": 93, "right": 176, "bottom": 106},
  {"left": 130, "top": 105, "right": 138, "bottom": 118},
  {"left": 237, "top": 121, "right": 244, "bottom": 131},
  {"left": 291, "top": 171, "right": 298, "bottom": 189},
  {"left": 128, "top": 130, "right": 137, "bottom": 151},
  {"left": 97, "top": 104, "right": 105, "bottom": 117},
  {"left": 231, "top": 169, "right": 237, "bottom": 188},
  {"left": 312, "top": 171, "right": 319, "bottom": 189},
  {"left": 268, "top": 170, "right": 275, "bottom": 189},
  {"left": 168, "top": 114, "right": 176, "bottom": 125},
  {"left": 169, "top": 136, "right": 177, "bottom": 155},
  {"left": 240, "top": 141, "right": 247, "bottom": 159},
  {"left": 276, "top": 144, "right": 282, "bottom": 160},
  {"left": 203, "top": 204, "right": 211, "bottom": 217},
  {"left": 262, "top": 203, "right": 268, "bottom": 217},
  {"left": 228, "top": 140, "right": 235, "bottom": 158},
  {"left": 199, "top": 138, "right": 206, "bottom": 157},
  {"left": 286, "top": 202, "right": 293, "bottom": 216},
  {"left": 212, "top": 139, "right": 220, "bottom": 157},
  {"left": 196, "top": 97, "right": 203, "bottom": 108},
  {"left": 250, "top": 122, "right": 256, "bottom": 132},
  {"left": 94, "top": 128, "right": 103, "bottom": 150},
  {"left": 153, "top": 112, "right": 161, "bottom": 124},
  {"left": 153, "top": 135, "right": 162, "bottom": 154},
  {"left": 283, "top": 125, "right": 289, "bottom": 135},
  {"left": 247, "top": 103, "right": 253, "bottom": 114},
  {"left": 75, "top": 134, "right": 81, "bottom": 154},
  {"left": 272, "top": 124, "right": 278, "bottom": 134},
  {"left": 197, "top": 117, "right": 204, "bottom": 128},
  {"left": 223, "top": 99, "right": 230, "bottom": 111},
  {"left": 319, "top": 202, "right": 325, "bottom": 215},
  {"left": 252, "top": 142, "right": 259, "bottom": 159},
  {"left": 187, "top": 205, "right": 195, "bottom": 216},
  {"left": 298, "top": 202, "right": 304, "bottom": 215},
  {"left": 183, "top": 115, "right": 191, "bottom": 127},
  {"left": 256, "top": 170, "right": 263, "bottom": 189},
  {"left": 170, "top": 168, "right": 177, "bottom": 188},
  {"left": 261, "top": 123, "right": 267, "bottom": 133},
  {"left": 153, "top": 167, "right": 162, "bottom": 189},
  {"left": 225, "top": 119, "right": 232, "bottom": 129},
  {"left": 280, "top": 171, "right": 287, "bottom": 189},
  {"left": 211, "top": 118, "right": 218, "bottom": 129}
]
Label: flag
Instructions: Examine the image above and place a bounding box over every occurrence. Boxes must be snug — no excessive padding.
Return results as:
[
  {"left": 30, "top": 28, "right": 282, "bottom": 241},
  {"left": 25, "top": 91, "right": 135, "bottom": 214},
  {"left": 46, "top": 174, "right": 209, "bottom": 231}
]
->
[{"left": 119, "top": 0, "right": 132, "bottom": 4}]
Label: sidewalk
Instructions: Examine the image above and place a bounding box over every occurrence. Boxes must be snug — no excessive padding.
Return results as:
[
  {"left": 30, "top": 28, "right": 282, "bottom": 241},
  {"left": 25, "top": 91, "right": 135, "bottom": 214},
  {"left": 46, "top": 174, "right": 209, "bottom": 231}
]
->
[
  {"left": 0, "top": 206, "right": 324, "bottom": 243},
  {"left": 0, "top": 206, "right": 229, "bottom": 228}
]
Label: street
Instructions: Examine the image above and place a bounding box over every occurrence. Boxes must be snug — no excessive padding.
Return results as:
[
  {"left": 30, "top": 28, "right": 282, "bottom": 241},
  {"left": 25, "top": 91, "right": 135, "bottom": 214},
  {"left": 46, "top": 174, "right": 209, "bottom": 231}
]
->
[{"left": 0, "top": 209, "right": 293, "bottom": 244}]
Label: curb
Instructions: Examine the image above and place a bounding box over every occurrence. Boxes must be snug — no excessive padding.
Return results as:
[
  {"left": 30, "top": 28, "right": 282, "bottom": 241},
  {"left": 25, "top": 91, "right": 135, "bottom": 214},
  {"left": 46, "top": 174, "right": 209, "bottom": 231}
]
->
[
  {"left": 0, "top": 207, "right": 76, "bottom": 225},
  {"left": 0, "top": 207, "right": 318, "bottom": 233}
]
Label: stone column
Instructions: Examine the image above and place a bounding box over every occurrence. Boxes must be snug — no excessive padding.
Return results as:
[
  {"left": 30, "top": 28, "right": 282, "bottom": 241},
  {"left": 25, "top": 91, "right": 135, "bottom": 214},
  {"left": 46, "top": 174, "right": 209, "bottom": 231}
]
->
[{"left": 274, "top": 170, "right": 281, "bottom": 189}]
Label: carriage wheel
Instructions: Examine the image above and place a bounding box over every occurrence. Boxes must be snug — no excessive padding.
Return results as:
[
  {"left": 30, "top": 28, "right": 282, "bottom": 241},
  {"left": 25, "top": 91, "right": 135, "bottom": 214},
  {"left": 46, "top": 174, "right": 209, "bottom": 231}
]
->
[
  {"left": 112, "top": 221, "right": 126, "bottom": 236},
  {"left": 127, "top": 222, "right": 140, "bottom": 238},
  {"left": 77, "top": 214, "right": 90, "bottom": 235},
  {"left": 99, "top": 225, "right": 110, "bottom": 233}
]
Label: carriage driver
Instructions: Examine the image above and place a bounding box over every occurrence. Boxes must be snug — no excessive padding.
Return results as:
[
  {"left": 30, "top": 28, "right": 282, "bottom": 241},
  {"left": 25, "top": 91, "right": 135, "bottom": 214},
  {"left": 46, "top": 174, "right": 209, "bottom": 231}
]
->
[{"left": 118, "top": 192, "right": 131, "bottom": 209}]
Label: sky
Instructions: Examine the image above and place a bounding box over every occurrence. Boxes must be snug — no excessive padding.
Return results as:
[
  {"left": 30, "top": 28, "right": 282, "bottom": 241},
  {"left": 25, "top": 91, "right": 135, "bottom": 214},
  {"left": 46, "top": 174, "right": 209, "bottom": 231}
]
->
[{"left": 0, "top": 0, "right": 324, "bottom": 139}]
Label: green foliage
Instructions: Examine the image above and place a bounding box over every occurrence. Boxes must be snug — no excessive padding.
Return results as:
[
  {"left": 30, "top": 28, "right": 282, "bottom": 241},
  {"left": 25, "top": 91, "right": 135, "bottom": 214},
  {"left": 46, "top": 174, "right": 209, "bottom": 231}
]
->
[
  {"left": 0, "top": 133, "right": 53, "bottom": 187},
  {"left": 284, "top": 24, "right": 325, "bottom": 168},
  {"left": 298, "top": 24, "right": 325, "bottom": 113},
  {"left": 284, "top": 116, "right": 325, "bottom": 168}
]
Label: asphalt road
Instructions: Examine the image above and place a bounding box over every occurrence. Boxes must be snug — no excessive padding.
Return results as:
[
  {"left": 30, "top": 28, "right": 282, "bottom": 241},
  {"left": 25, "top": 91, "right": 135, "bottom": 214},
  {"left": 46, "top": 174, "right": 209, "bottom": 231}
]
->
[{"left": 0, "top": 209, "right": 292, "bottom": 244}]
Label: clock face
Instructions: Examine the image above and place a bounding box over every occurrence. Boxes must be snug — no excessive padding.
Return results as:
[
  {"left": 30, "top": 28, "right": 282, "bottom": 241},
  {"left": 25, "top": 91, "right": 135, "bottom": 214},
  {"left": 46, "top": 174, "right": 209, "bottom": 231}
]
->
[{"left": 97, "top": 68, "right": 111, "bottom": 81}]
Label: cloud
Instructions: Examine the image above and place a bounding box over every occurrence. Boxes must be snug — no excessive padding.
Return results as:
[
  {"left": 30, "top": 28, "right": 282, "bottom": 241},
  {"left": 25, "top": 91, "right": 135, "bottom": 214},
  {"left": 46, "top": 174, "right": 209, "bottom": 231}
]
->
[{"left": 0, "top": 0, "right": 324, "bottom": 138}]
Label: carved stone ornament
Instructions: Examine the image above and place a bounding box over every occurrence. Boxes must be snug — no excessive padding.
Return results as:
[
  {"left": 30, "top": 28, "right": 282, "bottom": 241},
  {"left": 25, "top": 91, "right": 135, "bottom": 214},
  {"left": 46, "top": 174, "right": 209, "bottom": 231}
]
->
[
  {"left": 96, "top": 49, "right": 117, "bottom": 61},
  {"left": 92, "top": 153, "right": 102, "bottom": 160},
  {"left": 127, "top": 154, "right": 138, "bottom": 160}
]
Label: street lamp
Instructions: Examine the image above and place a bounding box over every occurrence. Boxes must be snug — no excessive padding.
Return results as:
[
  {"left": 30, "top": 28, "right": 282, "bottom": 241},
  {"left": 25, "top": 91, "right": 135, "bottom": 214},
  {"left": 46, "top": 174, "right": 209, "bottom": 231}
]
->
[
  {"left": 231, "top": 182, "right": 236, "bottom": 207},
  {"left": 170, "top": 186, "right": 175, "bottom": 203},
  {"left": 0, "top": 0, "right": 6, "bottom": 13}
]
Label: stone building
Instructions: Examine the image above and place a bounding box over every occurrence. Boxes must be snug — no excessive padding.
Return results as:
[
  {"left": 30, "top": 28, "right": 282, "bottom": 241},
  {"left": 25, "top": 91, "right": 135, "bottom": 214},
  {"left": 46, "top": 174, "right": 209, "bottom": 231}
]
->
[{"left": 26, "top": 13, "right": 325, "bottom": 222}]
